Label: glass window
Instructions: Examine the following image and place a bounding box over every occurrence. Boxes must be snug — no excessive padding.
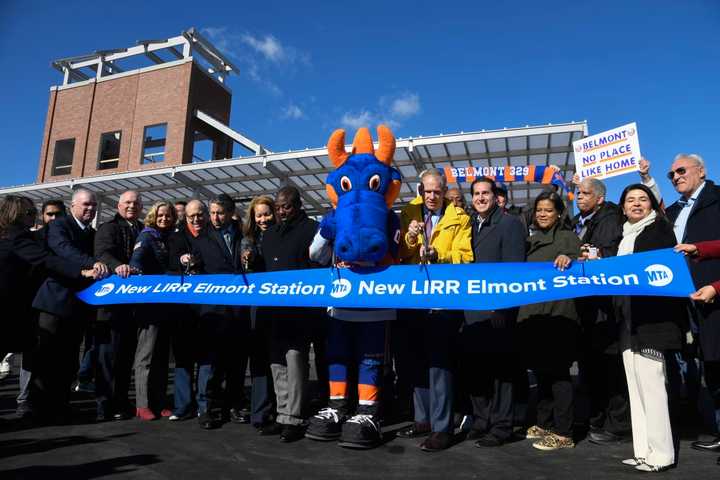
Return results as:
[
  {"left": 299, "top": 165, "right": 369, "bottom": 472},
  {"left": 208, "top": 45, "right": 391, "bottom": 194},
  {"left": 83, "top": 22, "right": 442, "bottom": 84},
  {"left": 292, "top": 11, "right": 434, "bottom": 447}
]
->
[
  {"left": 51, "top": 138, "right": 75, "bottom": 176},
  {"left": 97, "top": 131, "right": 122, "bottom": 170},
  {"left": 141, "top": 123, "right": 167, "bottom": 164}
]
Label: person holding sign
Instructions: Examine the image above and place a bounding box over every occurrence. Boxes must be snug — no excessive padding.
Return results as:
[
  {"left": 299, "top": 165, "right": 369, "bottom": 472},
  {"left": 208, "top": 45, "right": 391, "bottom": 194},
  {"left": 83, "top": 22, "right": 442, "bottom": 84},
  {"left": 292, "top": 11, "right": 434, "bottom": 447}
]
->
[
  {"left": 615, "top": 183, "right": 686, "bottom": 472},
  {"left": 664, "top": 154, "right": 720, "bottom": 459},
  {"left": 518, "top": 190, "right": 581, "bottom": 452}
]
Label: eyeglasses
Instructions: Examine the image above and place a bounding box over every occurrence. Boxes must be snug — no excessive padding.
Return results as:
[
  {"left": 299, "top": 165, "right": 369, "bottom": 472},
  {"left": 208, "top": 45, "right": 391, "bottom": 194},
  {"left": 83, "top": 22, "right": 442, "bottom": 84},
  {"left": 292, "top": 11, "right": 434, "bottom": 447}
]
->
[
  {"left": 44, "top": 211, "right": 62, "bottom": 217},
  {"left": 667, "top": 166, "right": 688, "bottom": 180},
  {"left": 187, "top": 213, "right": 204, "bottom": 220}
]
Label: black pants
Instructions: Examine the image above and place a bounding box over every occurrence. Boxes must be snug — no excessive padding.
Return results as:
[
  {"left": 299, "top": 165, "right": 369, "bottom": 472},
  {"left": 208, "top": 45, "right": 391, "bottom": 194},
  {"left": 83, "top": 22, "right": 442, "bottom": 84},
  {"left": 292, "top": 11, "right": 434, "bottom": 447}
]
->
[
  {"left": 30, "top": 311, "right": 85, "bottom": 415},
  {"left": 204, "top": 307, "right": 250, "bottom": 412},
  {"left": 94, "top": 309, "right": 138, "bottom": 414},
  {"left": 585, "top": 351, "right": 630, "bottom": 433},
  {"left": 468, "top": 354, "right": 515, "bottom": 439},
  {"left": 249, "top": 308, "right": 275, "bottom": 424},
  {"left": 521, "top": 316, "right": 579, "bottom": 437}
]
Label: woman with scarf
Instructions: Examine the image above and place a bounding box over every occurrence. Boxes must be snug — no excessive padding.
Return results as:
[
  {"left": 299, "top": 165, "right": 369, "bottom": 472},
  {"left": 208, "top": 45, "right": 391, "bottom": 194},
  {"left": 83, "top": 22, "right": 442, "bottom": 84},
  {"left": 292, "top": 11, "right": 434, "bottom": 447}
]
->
[
  {"left": 615, "top": 183, "right": 685, "bottom": 472},
  {"left": 518, "top": 190, "right": 581, "bottom": 452},
  {"left": 130, "top": 200, "right": 177, "bottom": 420}
]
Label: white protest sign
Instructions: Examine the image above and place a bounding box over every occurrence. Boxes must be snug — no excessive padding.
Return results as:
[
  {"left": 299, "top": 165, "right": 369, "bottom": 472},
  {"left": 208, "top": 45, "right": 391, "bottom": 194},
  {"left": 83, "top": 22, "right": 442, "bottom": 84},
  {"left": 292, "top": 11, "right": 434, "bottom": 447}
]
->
[{"left": 573, "top": 122, "right": 641, "bottom": 180}]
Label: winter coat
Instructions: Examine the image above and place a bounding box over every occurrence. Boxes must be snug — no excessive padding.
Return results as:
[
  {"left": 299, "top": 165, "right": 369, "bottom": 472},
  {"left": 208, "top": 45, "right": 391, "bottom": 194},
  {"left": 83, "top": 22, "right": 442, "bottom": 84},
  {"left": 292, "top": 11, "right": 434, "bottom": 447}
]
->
[
  {"left": 517, "top": 222, "right": 581, "bottom": 323},
  {"left": 614, "top": 217, "right": 686, "bottom": 352},
  {"left": 0, "top": 225, "right": 84, "bottom": 353},
  {"left": 399, "top": 196, "right": 472, "bottom": 265}
]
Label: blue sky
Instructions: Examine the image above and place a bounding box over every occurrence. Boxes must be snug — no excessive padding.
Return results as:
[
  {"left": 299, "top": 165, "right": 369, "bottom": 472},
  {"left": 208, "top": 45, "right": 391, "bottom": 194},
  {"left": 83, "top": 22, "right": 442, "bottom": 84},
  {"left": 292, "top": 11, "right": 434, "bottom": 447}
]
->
[{"left": 0, "top": 0, "right": 718, "bottom": 204}]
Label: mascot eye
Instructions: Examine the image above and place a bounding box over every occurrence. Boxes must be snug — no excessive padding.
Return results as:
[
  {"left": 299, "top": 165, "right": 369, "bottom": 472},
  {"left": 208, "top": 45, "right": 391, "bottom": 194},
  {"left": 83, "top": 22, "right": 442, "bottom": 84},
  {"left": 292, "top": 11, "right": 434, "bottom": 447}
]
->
[
  {"left": 340, "top": 176, "right": 352, "bottom": 192},
  {"left": 368, "top": 174, "right": 381, "bottom": 191}
]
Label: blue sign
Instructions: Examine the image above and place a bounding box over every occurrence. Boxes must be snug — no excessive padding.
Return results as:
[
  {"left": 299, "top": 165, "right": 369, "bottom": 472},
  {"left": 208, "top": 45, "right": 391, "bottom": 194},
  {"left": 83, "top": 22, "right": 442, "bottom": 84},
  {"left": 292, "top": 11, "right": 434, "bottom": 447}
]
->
[{"left": 77, "top": 248, "right": 695, "bottom": 310}]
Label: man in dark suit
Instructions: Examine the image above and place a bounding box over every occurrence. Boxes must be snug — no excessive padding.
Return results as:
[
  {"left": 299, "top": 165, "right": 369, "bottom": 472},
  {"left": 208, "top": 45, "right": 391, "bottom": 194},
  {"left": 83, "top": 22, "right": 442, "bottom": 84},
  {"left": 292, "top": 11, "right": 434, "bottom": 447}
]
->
[
  {"left": 188, "top": 194, "right": 251, "bottom": 429},
  {"left": 571, "top": 178, "right": 630, "bottom": 446},
  {"left": 17, "top": 199, "right": 68, "bottom": 418},
  {"left": 460, "top": 176, "right": 526, "bottom": 447},
  {"left": 31, "top": 188, "right": 109, "bottom": 421},
  {"left": 664, "top": 154, "right": 720, "bottom": 458},
  {"left": 260, "top": 185, "right": 319, "bottom": 442},
  {"left": 93, "top": 190, "right": 144, "bottom": 421}
]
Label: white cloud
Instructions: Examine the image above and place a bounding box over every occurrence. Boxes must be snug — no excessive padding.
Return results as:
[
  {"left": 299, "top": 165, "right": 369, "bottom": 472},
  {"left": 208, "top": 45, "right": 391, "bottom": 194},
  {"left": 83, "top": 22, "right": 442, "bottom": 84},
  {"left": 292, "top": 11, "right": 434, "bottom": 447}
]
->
[
  {"left": 283, "top": 104, "right": 304, "bottom": 120},
  {"left": 390, "top": 93, "right": 421, "bottom": 117},
  {"left": 339, "top": 93, "right": 421, "bottom": 130},
  {"left": 340, "top": 110, "right": 375, "bottom": 130},
  {"left": 241, "top": 34, "right": 286, "bottom": 63},
  {"left": 200, "top": 27, "right": 310, "bottom": 98}
]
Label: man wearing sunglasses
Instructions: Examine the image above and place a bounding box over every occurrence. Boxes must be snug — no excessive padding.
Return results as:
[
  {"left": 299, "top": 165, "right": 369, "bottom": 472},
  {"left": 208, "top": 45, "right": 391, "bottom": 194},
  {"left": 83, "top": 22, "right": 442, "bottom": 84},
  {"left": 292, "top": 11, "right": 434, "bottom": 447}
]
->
[{"left": 665, "top": 154, "right": 720, "bottom": 463}]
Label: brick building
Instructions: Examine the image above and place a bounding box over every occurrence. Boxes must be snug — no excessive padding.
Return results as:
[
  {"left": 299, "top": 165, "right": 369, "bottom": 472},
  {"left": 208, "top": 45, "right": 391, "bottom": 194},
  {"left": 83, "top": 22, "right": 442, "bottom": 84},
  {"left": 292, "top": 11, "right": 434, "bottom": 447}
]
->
[{"left": 37, "top": 28, "right": 262, "bottom": 183}]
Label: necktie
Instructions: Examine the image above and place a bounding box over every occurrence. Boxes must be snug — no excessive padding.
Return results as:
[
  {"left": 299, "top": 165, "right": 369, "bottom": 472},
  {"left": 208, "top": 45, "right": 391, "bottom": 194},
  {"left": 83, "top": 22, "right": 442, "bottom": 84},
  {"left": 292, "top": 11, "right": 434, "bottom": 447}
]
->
[
  {"left": 223, "top": 232, "right": 233, "bottom": 254},
  {"left": 424, "top": 211, "right": 434, "bottom": 242}
]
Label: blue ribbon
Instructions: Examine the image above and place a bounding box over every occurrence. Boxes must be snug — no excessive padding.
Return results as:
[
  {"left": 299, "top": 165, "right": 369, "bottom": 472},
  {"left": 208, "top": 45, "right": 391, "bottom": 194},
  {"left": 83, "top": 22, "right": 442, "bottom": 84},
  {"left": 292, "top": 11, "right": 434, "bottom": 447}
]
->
[{"left": 77, "top": 248, "right": 694, "bottom": 310}]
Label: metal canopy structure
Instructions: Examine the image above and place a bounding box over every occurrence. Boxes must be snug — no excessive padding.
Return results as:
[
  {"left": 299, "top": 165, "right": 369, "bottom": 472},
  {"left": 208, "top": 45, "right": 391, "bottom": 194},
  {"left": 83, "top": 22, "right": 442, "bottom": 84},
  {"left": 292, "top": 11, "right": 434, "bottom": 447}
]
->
[
  {"left": 0, "top": 122, "right": 587, "bottom": 221},
  {"left": 51, "top": 27, "right": 236, "bottom": 86}
]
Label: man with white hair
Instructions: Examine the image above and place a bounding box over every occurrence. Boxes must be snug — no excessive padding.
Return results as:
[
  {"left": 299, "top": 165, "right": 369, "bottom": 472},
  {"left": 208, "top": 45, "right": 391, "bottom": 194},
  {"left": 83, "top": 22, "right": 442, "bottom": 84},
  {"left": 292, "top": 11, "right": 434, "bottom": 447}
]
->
[
  {"left": 31, "top": 188, "right": 109, "bottom": 422},
  {"left": 395, "top": 168, "right": 472, "bottom": 452},
  {"left": 93, "top": 190, "right": 144, "bottom": 421},
  {"left": 665, "top": 154, "right": 720, "bottom": 462},
  {"left": 570, "top": 177, "right": 631, "bottom": 446}
]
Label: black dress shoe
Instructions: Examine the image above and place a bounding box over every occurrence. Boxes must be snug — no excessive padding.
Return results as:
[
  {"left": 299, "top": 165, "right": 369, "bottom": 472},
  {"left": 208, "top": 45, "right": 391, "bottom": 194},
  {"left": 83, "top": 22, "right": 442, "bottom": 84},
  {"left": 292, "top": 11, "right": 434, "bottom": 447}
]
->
[
  {"left": 198, "top": 412, "right": 220, "bottom": 430},
  {"left": 229, "top": 408, "right": 251, "bottom": 424},
  {"left": 691, "top": 437, "right": 720, "bottom": 452},
  {"left": 588, "top": 429, "right": 630, "bottom": 445},
  {"left": 420, "top": 432, "right": 453, "bottom": 452},
  {"left": 465, "top": 428, "right": 487, "bottom": 441},
  {"left": 258, "top": 422, "right": 284, "bottom": 436},
  {"left": 279, "top": 424, "right": 306, "bottom": 443},
  {"left": 474, "top": 433, "right": 503, "bottom": 448},
  {"left": 396, "top": 422, "right": 431, "bottom": 439}
]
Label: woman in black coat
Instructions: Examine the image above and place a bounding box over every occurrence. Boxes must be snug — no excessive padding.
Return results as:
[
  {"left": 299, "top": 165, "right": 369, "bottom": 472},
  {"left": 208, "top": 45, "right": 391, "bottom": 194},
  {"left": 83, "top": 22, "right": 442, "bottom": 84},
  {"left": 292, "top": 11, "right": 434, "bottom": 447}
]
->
[
  {"left": 0, "top": 195, "right": 95, "bottom": 357},
  {"left": 241, "top": 195, "right": 277, "bottom": 428},
  {"left": 517, "top": 191, "right": 581, "bottom": 452},
  {"left": 615, "top": 183, "right": 685, "bottom": 473}
]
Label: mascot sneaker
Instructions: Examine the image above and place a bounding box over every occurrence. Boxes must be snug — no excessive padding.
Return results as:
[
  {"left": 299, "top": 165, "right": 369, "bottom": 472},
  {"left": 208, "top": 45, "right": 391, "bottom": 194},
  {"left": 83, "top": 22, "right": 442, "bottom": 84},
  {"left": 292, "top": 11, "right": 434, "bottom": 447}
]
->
[
  {"left": 339, "top": 414, "right": 381, "bottom": 449},
  {"left": 306, "top": 407, "right": 346, "bottom": 441}
]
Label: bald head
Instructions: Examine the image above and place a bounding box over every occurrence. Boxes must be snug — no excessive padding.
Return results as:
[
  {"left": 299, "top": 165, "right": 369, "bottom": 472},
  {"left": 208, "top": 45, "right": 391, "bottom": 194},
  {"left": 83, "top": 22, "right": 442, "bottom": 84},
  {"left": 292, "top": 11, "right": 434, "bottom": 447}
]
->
[
  {"left": 445, "top": 188, "right": 466, "bottom": 209},
  {"left": 185, "top": 200, "right": 207, "bottom": 232},
  {"left": 117, "top": 190, "right": 142, "bottom": 221},
  {"left": 71, "top": 189, "right": 97, "bottom": 225}
]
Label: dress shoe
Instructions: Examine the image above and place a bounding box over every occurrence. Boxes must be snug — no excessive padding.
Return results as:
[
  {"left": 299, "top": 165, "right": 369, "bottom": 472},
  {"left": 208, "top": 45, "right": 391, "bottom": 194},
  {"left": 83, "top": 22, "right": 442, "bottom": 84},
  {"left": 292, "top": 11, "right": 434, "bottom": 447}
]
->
[
  {"left": 474, "top": 433, "right": 504, "bottom": 448},
  {"left": 396, "top": 422, "right": 431, "bottom": 439},
  {"left": 113, "top": 411, "right": 133, "bottom": 421},
  {"left": 587, "top": 429, "right": 630, "bottom": 445},
  {"left": 279, "top": 424, "right": 306, "bottom": 443},
  {"left": 258, "top": 422, "right": 284, "bottom": 436},
  {"left": 465, "top": 428, "right": 487, "bottom": 441},
  {"left": 229, "top": 408, "right": 250, "bottom": 424},
  {"left": 136, "top": 407, "right": 157, "bottom": 421},
  {"left": 420, "top": 432, "right": 453, "bottom": 452},
  {"left": 691, "top": 437, "right": 720, "bottom": 452},
  {"left": 198, "top": 412, "right": 220, "bottom": 430}
]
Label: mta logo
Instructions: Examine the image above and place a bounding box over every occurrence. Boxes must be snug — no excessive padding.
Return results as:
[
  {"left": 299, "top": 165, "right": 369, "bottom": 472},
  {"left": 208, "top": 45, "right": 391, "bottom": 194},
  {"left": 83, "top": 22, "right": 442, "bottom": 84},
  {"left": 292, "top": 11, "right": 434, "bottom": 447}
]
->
[
  {"left": 330, "top": 279, "right": 352, "bottom": 299},
  {"left": 94, "top": 283, "right": 115, "bottom": 297},
  {"left": 645, "top": 264, "right": 673, "bottom": 287}
]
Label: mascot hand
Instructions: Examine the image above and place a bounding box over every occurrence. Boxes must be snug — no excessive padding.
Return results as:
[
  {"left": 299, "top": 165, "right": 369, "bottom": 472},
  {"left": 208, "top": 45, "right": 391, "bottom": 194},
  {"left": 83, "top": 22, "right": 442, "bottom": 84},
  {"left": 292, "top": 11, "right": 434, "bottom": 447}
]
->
[{"left": 319, "top": 209, "right": 337, "bottom": 240}]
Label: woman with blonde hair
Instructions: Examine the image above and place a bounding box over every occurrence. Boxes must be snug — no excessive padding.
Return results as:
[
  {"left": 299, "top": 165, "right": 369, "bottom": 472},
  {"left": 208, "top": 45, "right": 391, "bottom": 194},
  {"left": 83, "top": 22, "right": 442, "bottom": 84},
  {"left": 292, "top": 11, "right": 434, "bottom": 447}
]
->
[
  {"left": 129, "top": 200, "right": 177, "bottom": 420},
  {"left": 241, "top": 195, "right": 276, "bottom": 273}
]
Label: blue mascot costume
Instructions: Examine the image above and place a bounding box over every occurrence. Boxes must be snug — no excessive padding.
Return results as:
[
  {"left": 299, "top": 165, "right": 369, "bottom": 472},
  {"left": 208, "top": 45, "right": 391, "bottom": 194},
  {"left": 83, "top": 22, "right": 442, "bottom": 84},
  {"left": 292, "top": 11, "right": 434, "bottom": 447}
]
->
[{"left": 305, "top": 125, "right": 401, "bottom": 448}]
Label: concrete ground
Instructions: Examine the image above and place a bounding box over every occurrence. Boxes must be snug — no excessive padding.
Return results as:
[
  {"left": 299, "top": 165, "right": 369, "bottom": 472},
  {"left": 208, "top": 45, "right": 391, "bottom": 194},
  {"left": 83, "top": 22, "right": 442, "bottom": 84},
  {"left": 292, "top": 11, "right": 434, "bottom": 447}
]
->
[{"left": 1, "top": 356, "right": 718, "bottom": 479}]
